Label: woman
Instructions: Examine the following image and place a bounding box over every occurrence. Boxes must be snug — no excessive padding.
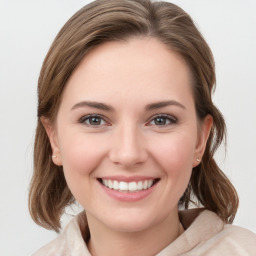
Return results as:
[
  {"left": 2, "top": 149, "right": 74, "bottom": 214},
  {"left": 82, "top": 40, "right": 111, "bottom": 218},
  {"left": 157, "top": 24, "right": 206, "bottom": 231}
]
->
[{"left": 29, "top": 0, "right": 256, "bottom": 255}]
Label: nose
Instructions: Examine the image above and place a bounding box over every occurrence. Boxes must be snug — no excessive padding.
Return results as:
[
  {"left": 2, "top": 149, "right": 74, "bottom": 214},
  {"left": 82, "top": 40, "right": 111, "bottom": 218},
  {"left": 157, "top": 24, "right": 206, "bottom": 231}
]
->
[{"left": 109, "top": 123, "right": 148, "bottom": 168}]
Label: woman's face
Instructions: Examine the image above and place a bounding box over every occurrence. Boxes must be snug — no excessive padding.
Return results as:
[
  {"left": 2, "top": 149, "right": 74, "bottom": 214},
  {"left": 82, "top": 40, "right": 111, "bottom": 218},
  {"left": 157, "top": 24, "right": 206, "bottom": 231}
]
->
[{"left": 45, "top": 37, "right": 211, "bottom": 233}]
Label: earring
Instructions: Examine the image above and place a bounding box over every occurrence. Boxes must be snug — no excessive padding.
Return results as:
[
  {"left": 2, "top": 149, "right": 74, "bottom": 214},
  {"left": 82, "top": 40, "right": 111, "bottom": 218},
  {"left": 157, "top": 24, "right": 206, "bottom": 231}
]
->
[
  {"left": 196, "top": 157, "right": 200, "bottom": 162},
  {"left": 52, "top": 155, "right": 57, "bottom": 159}
]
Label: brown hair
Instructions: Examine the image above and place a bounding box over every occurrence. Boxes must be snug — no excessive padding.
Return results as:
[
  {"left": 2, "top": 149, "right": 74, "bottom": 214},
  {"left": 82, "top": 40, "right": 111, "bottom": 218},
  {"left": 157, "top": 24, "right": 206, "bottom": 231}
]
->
[{"left": 29, "top": 0, "right": 238, "bottom": 232}]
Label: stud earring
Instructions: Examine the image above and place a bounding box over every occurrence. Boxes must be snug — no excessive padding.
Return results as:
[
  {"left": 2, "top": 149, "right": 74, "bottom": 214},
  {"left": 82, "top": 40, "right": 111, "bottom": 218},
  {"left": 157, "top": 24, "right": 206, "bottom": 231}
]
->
[
  {"left": 196, "top": 157, "right": 200, "bottom": 162},
  {"left": 52, "top": 155, "right": 57, "bottom": 159}
]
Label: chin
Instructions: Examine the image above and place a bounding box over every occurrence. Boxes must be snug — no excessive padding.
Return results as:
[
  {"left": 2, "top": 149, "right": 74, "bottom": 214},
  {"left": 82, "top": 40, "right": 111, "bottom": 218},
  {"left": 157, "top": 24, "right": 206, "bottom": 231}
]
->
[
  {"left": 109, "top": 220, "right": 152, "bottom": 233},
  {"left": 102, "top": 210, "right": 164, "bottom": 233}
]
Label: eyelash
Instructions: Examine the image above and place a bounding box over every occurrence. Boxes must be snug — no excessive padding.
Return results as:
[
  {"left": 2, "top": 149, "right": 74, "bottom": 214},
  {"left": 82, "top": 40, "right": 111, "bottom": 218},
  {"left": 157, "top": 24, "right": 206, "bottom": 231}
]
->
[
  {"left": 78, "top": 114, "right": 177, "bottom": 127},
  {"left": 79, "top": 114, "right": 109, "bottom": 127},
  {"left": 147, "top": 114, "right": 177, "bottom": 127}
]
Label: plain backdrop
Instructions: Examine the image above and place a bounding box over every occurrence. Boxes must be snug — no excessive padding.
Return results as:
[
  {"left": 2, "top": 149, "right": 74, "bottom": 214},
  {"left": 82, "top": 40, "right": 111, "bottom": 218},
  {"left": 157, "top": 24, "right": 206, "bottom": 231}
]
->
[{"left": 0, "top": 0, "right": 255, "bottom": 255}]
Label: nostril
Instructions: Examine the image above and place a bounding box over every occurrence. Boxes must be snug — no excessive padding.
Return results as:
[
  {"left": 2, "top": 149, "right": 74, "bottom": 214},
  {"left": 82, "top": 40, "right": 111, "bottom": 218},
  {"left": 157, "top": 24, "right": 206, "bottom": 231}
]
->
[
  {"left": 108, "top": 129, "right": 148, "bottom": 167},
  {"left": 109, "top": 148, "right": 148, "bottom": 167}
]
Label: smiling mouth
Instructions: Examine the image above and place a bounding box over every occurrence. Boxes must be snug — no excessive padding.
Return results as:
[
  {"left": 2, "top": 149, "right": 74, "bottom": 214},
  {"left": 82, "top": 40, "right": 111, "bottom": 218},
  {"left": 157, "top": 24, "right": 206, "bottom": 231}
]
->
[{"left": 98, "top": 178, "right": 160, "bottom": 192}]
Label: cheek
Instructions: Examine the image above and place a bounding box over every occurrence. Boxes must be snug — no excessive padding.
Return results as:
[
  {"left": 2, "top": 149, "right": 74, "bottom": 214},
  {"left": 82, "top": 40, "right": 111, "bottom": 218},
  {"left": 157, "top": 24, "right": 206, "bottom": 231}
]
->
[
  {"left": 152, "top": 134, "right": 196, "bottom": 170},
  {"left": 58, "top": 133, "right": 106, "bottom": 179},
  {"left": 150, "top": 134, "right": 196, "bottom": 192},
  {"left": 58, "top": 133, "right": 108, "bottom": 205}
]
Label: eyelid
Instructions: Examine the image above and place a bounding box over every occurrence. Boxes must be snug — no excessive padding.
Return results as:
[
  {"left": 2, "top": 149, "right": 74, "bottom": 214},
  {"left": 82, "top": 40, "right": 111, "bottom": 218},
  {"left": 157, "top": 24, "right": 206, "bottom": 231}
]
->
[
  {"left": 146, "top": 113, "right": 177, "bottom": 126},
  {"left": 78, "top": 113, "right": 177, "bottom": 127},
  {"left": 78, "top": 114, "right": 111, "bottom": 126}
]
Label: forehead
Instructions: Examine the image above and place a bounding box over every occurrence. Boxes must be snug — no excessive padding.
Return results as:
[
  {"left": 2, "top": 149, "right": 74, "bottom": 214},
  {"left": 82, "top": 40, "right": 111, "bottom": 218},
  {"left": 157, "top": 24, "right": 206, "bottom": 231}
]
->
[{"left": 62, "top": 37, "right": 194, "bottom": 107}]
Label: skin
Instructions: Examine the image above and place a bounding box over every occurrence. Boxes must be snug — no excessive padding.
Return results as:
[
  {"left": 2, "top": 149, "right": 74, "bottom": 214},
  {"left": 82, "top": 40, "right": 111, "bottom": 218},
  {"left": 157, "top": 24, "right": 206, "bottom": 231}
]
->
[{"left": 43, "top": 37, "right": 212, "bottom": 256}]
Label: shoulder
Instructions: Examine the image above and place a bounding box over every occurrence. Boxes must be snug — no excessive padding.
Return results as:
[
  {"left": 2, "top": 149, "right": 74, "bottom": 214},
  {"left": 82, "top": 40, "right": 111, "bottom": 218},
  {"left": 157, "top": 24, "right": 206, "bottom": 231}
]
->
[
  {"left": 177, "top": 209, "right": 256, "bottom": 255},
  {"left": 32, "top": 212, "right": 90, "bottom": 256},
  {"left": 188, "top": 211, "right": 256, "bottom": 255},
  {"left": 213, "top": 224, "right": 256, "bottom": 252},
  {"left": 32, "top": 235, "right": 68, "bottom": 256}
]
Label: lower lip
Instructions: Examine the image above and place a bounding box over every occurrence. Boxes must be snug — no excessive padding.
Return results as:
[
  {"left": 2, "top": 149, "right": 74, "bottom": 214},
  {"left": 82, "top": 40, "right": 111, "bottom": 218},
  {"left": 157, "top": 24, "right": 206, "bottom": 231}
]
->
[{"left": 99, "top": 182, "right": 158, "bottom": 202}]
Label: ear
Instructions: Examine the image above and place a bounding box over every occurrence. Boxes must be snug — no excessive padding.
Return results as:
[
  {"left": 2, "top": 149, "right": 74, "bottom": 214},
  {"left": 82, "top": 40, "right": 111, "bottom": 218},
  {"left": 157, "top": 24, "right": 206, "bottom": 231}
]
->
[
  {"left": 193, "top": 114, "right": 213, "bottom": 167},
  {"left": 41, "top": 117, "right": 62, "bottom": 166}
]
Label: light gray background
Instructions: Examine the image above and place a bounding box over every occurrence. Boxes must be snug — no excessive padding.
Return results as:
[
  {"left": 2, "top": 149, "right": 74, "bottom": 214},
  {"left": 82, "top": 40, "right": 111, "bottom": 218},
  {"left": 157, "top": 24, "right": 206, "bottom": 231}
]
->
[{"left": 0, "top": 0, "right": 255, "bottom": 255}]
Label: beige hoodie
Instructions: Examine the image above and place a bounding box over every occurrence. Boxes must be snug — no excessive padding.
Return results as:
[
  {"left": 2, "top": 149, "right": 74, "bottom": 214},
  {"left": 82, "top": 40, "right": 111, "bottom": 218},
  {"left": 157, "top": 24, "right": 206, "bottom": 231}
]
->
[{"left": 32, "top": 209, "right": 256, "bottom": 256}]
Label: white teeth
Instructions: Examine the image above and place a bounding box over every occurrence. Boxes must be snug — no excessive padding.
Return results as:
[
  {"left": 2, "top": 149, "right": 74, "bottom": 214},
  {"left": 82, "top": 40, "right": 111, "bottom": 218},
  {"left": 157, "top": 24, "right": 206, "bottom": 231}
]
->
[
  {"left": 128, "top": 182, "right": 137, "bottom": 191},
  {"left": 119, "top": 181, "right": 128, "bottom": 191},
  {"left": 148, "top": 180, "right": 153, "bottom": 188},
  {"left": 113, "top": 180, "right": 119, "bottom": 190},
  {"left": 143, "top": 180, "right": 148, "bottom": 189},
  {"left": 137, "top": 181, "right": 143, "bottom": 190},
  {"left": 108, "top": 180, "right": 113, "bottom": 189},
  {"left": 101, "top": 179, "right": 155, "bottom": 192}
]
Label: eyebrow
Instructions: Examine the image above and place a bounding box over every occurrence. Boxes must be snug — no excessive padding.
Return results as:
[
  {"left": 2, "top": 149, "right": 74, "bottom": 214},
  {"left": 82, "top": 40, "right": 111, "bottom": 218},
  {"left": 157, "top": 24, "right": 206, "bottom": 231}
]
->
[
  {"left": 71, "top": 101, "right": 114, "bottom": 111},
  {"left": 145, "top": 100, "right": 186, "bottom": 111},
  {"left": 71, "top": 100, "right": 185, "bottom": 112}
]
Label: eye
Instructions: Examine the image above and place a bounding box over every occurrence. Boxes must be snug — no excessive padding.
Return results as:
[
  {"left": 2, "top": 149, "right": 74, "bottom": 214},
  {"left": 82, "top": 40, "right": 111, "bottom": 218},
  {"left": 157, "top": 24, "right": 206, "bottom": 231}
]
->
[
  {"left": 79, "top": 114, "right": 108, "bottom": 126},
  {"left": 148, "top": 114, "right": 177, "bottom": 126}
]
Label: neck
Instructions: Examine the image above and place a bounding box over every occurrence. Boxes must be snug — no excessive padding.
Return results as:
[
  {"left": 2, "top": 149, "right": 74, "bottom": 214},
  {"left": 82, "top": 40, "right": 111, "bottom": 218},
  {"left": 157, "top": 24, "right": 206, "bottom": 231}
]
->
[{"left": 87, "top": 210, "right": 183, "bottom": 256}]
